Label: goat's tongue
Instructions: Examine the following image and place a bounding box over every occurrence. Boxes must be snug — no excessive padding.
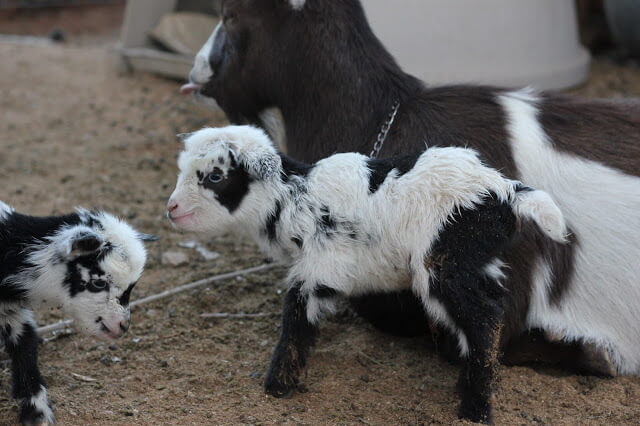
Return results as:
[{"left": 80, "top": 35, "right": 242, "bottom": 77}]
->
[{"left": 180, "top": 82, "right": 201, "bottom": 95}]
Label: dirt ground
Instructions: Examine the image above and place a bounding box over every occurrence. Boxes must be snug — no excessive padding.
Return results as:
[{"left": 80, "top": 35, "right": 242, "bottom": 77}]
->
[{"left": 1, "top": 28, "right": 640, "bottom": 426}]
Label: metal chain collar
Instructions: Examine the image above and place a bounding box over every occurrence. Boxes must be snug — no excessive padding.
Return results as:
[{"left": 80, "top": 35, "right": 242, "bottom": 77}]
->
[{"left": 369, "top": 100, "right": 400, "bottom": 158}]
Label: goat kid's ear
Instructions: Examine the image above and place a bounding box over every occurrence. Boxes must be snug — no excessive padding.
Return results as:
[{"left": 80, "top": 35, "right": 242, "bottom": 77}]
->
[
  {"left": 242, "top": 151, "right": 281, "bottom": 180},
  {"left": 138, "top": 233, "right": 160, "bottom": 242},
  {"left": 176, "top": 133, "right": 194, "bottom": 144},
  {"left": 60, "top": 230, "right": 104, "bottom": 260},
  {"left": 280, "top": 0, "right": 306, "bottom": 11}
]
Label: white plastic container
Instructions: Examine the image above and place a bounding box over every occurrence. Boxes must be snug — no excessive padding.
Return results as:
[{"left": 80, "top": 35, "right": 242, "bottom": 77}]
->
[{"left": 363, "top": 0, "right": 590, "bottom": 90}]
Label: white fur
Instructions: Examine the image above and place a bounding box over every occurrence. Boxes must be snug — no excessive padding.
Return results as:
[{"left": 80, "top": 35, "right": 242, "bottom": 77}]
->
[
  {"left": 483, "top": 258, "right": 508, "bottom": 285},
  {"left": 190, "top": 22, "right": 218, "bottom": 84},
  {"left": 259, "top": 107, "right": 287, "bottom": 152},
  {"left": 171, "top": 126, "right": 565, "bottom": 359},
  {"left": 0, "top": 200, "right": 13, "bottom": 222},
  {"left": 288, "top": 0, "right": 306, "bottom": 10},
  {"left": 29, "top": 386, "right": 55, "bottom": 425},
  {"left": 0, "top": 308, "right": 34, "bottom": 345},
  {"left": 514, "top": 189, "right": 568, "bottom": 242},
  {"left": 499, "top": 89, "right": 640, "bottom": 374}
]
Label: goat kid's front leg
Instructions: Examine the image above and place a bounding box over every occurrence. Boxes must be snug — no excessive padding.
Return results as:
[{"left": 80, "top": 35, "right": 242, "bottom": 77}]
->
[
  {"left": 2, "top": 312, "right": 54, "bottom": 425},
  {"left": 265, "top": 281, "right": 319, "bottom": 398},
  {"left": 432, "top": 270, "right": 505, "bottom": 424}
]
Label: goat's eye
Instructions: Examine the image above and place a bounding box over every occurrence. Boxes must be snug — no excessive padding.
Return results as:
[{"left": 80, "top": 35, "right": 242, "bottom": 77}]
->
[
  {"left": 223, "top": 11, "right": 238, "bottom": 26},
  {"left": 207, "top": 173, "right": 223, "bottom": 184},
  {"left": 88, "top": 280, "right": 108, "bottom": 292}
]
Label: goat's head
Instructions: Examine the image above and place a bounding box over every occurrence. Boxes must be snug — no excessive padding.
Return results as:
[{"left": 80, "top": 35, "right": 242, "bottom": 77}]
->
[
  {"left": 181, "top": 0, "right": 371, "bottom": 123},
  {"left": 168, "top": 126, "right": 281, "bottom": 235},
  {"left": 28, "top": 212, "right": 154, "bottom": 340}
]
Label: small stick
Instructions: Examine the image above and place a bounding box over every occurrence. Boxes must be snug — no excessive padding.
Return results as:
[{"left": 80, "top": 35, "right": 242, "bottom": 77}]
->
[
  {"left": 200, "top": 312, "right": 277, "bottom": 319},
  {"left": 71, "top": 372, "right": 98, "bottom": 383},
  {"left": 357, "top": 351, "right": 385, "bottom": 366},
  {"left": 35, "top": 263, "right": 277, "bottom": 337}
]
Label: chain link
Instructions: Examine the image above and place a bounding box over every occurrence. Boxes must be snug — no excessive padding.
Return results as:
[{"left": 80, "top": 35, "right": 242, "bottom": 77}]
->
[{"left": 369, "top": 100, "right": 400, "bottom": 159}]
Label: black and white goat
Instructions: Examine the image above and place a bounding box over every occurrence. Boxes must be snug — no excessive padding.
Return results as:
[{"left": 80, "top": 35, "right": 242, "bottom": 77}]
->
[
  {"left": 167, "top": 126, "right": 568, "bottom": 423},
  {"left": 182, "top": 0, "right": 640, "bottom": 373},
  {"left": 0, "top": 201, "right": 155, "bottom": 425}
]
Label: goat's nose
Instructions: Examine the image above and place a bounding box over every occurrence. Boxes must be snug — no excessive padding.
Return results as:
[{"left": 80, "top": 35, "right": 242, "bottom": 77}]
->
[
  {"left": 119, "top": 320, "right": 130, "bottom": 333},
  {"left": 167, "top": 200, "right": 179, "bottom": 213}
]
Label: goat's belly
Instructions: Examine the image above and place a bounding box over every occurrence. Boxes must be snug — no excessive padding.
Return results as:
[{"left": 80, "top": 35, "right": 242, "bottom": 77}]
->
[
  {"left": 346, "top": 264, "right": 412, "bottom": 297},
  {"left": 507, "top": 114, "right": 640, "bottom": 374},
  {"left": 315, "top": 252, "right": 412, "bottom": 297}
]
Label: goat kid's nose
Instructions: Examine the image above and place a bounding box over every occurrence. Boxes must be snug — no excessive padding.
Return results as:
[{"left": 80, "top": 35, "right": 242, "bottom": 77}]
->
[
  {"left": 119, "top": 320, "right": 130, "bottom": 333},
  {"left": 167, "top": 200, "right": 179, "bottom": 213}
]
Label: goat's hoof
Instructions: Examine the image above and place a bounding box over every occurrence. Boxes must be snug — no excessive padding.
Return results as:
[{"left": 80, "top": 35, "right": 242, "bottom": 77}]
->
[
  {"left": 265, "top": 373, "right": 297, "bottom": 398},
  {"left": 458, "top": 403, "right": 493, "bottom": 425},
  {"left": 19, "top": 403, "right": 55, "bottom": 426}
]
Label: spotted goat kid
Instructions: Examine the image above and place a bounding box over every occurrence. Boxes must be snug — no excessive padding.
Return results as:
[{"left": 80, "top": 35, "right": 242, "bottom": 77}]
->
[
  {"left": 167, "top": 126, "right": 567, "bottom": 423},
  {"left": 0, "top": 202, "right": 156, "bottom": 425}
]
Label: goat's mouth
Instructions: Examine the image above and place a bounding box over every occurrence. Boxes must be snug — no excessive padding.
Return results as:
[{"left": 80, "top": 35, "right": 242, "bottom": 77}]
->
[
  {"left": 180, "top": 82, "right": 202, "bottom": 96},
  {"left": 168, "top": 211, "right": 196, "bottom": 227},
  {"left": 99, "top": 322, "right": 122, "bottom": 340}
]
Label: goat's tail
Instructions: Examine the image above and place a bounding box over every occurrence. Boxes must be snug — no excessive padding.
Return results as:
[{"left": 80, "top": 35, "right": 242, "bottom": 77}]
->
[{"left": 512, "top": 184, "right": 568, "bottom": 243}]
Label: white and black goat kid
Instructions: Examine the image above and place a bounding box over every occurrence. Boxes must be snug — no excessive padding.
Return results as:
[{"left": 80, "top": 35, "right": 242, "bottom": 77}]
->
[
  {"left": 167, "top": 126, "right": 567, "bottom": 423},
  {"left": 0, "top": 201, "right": 155, "bottom": 425}
]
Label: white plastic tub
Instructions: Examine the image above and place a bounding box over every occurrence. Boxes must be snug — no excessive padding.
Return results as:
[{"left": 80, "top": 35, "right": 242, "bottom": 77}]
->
[{"left": 363, "top": 0, "right": 590, "bottom": 90}]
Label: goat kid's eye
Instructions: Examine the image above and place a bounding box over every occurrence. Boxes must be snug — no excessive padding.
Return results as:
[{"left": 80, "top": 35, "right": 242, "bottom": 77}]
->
[
  {"left": 88, "top": 280, "right": 108, "bottom": 291},
  {"left": 208, "top": 173, "right": 224, "bottom": 184}
]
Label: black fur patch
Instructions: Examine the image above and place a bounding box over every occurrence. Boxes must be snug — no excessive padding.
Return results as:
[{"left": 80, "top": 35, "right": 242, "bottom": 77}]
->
[
  {"left": 0, "top": 211, "right": 82, "bottom": 303},
  {"left": 201, "top": 157, "right": 253, "bottom": 213},
  {"left": 319, "top": 207, "right": 336, "bottom": 232},
  {"left": 265, "top": 282, "right": 319, "bottom": 397},
  {"left": 428, "top": 196, "right": 516, "bottom": 275},
  {"left": 514, "top": 183, "right": 533, "bottom": 193},
  {"left": 264, "top": 201, "right": 282, "bottom": 242},
  {"left": 314, "top": 284, "right": 339, "bottom": 298},
  {"left": 3, "top": 322, "right": 45, "bottom": 400},
  {"left": 118, "top": 281, "right": 137, "bottom": 306},
  {"left": 349, "top": 290, "right": 431, "bottom": 337},
  {"left": 279, "top": 152, "right": 313, "bottom": 183},
  {"left": 366, "top": 154, "right": 420, "bottom": 194},
  {"left": 291, "top": 236, "right": 303, "bottom": 249},
  {"left": 64, "top": 257, "right": 107, "bottom": 297}
]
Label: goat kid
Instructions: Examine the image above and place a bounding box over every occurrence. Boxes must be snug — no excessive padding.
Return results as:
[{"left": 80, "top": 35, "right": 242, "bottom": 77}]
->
[
  {"left": 0, "top": 201, "right": 156, "bottom": 425},
  {"left": 182, "top": 0, "right": 640, "bottom": 375},
  {"left": 167, "top": 126, "right": 567, "bottom": 423}
]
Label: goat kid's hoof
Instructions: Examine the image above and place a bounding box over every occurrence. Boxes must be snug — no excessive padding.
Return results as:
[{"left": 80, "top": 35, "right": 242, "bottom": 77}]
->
[
  {"left": 458, "top": 404, "right": 493, "bottom": 425},
  {"left": 264, "top": 373, "right": 297, "bottom": 398},
  {"left": 19, "top": 405, "right": 55, "bottom": 426}
]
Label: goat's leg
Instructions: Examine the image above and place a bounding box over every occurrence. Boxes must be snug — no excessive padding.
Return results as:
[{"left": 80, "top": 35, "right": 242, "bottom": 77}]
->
[
  {"left": 265, "top": 281, "right": 319, "bottom": 398},
  {"left": 2, "top": 312, "right": 54, "bottom": 425},
  {"left": 431, "top": 269, "right": 505, "bottom": 425}
]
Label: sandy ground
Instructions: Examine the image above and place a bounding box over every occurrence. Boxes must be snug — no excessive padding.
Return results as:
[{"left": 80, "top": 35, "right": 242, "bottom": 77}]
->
[{"left": 0, "top": 39, "right": 640, "bottom": 425}]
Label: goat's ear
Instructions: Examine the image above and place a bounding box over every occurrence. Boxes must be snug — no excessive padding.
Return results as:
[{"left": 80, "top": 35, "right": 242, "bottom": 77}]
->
[
  {"left": 60, "top": 230, "right": 104, "bottom": 260},
  {"left": 240, "top": 150, "right": 282, "bottom": 180},
  {"left": 138, "top": 233, "right": 160, "bottom": 242}
]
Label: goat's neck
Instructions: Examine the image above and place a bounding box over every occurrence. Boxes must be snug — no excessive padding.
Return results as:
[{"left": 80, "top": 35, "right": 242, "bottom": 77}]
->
[
  {"left": 239, "top": 166, "right": 311, "bottom": 263},
  {"left": 24, "top": 268, "right": 67, "bottom": 310},
  {"left": 1, "top": 213, "right": 76, "bottom": 309},
  {"left": 268, "top": 19, "right": 422, "bottom": 162},
  {"left": 276, "top": 72, "right": 417, "bottom": 163}
]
